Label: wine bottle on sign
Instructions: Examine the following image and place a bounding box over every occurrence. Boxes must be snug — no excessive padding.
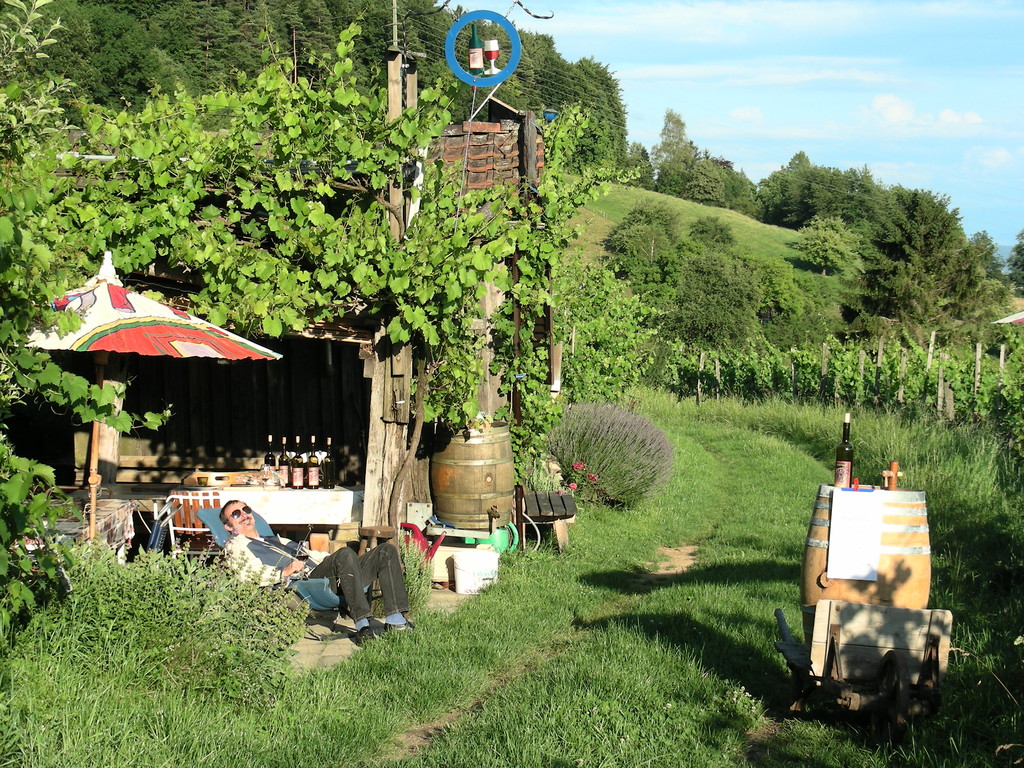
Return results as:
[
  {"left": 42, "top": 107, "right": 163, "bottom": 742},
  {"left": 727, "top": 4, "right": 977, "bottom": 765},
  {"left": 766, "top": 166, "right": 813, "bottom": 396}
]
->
[
  {"left": 467, "top": 23, "right": 484, "bottom": 75},
  {"left": 290, "top": 434, "right": 305, "bottom": 489},
  {"left": 277, "top": 436, "right": 290, "bottom": 487},
  {"left": 833, "top": 412, "right": 853, "bottom": 488},
  {"left": 306, "top": 435, "right": 320, "bottom": 489},
  {"left": 321, "top": 436, "right": 336, "bottom": 489}
]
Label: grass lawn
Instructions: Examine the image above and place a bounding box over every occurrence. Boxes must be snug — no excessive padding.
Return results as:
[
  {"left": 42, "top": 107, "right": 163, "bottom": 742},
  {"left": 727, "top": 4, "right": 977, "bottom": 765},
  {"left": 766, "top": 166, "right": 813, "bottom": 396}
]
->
[{"left": 4, "top": 393, "right": 1021, "bottom": 767}]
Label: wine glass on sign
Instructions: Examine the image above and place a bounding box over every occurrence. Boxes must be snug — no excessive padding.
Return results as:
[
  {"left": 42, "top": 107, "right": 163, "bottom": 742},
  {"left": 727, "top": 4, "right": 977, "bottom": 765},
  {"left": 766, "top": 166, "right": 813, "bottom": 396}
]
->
[{"left": 483, "top": 39, "right": 501, "bottom": 75}]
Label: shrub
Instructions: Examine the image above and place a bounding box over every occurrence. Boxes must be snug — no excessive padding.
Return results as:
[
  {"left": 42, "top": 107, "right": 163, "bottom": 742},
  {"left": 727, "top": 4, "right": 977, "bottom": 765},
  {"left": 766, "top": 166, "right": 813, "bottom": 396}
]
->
[
  {"left": 548, "top": 403, "right": 673, "bottom": 507},
  {"left": 13, "top": 547, "right": 306, "bottom": 701},
  {"left": 398, "top": 538, "right": 433, "bottom": 617}
]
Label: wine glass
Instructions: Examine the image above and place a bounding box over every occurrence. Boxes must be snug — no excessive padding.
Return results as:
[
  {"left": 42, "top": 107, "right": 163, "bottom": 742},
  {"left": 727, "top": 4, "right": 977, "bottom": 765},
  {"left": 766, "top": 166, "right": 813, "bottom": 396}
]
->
[{"left": 483, "top": 39, "right": 501, "bottom": 75}]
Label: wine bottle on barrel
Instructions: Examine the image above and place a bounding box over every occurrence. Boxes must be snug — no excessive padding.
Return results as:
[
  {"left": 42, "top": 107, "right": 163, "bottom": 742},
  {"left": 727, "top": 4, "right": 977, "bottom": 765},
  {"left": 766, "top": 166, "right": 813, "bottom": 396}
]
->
[{"left": 833, "top": 412, "right": 853, "bottom": 488}]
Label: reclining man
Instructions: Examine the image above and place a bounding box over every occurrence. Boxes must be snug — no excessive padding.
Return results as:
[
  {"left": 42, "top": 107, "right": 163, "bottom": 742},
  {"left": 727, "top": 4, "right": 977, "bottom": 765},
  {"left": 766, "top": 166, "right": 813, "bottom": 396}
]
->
[{"left": 219, "top": 500, "right": 412, "bottom": 645}]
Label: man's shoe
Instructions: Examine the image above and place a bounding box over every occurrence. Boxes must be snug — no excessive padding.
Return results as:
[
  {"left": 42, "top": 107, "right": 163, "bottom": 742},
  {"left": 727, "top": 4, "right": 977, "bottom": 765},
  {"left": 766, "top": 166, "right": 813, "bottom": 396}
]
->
[
  {"left": 351, "top": 626, "right": 376, "bottom": 647},
  {"left": 383, "top": 618, "right": 415, "bottom": 634}
]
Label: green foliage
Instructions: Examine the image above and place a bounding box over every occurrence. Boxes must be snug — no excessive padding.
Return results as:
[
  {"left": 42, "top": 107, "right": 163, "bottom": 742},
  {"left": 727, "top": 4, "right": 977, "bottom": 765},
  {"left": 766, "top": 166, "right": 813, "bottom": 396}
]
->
[
  {"left": 397, "top": 536, "right": 432, "bottom": 616},
  {"left": 604, "top": 200, "right": 683, "bottom": 306},
  {"left": 16, "top": 546, "right": 306, "bottom": 700},
  {"left": 548, "top": 402, "right": 673, "bottom": 507},
  {"left": 1006, "top": 228, "right": 1024, "bottom": 292},
  {"left": 554, "top": 255, "right": 656, "bottom": 405},
  {"left": 651, "top": 109, "right": 696, "bottom": 198},
  {"left": 688, "top": 215, "right": 735, "bottom": 252},
  {"left": 796, "top": 215, "right": 860, "bottom": 275},
  {"left": 852, "top": 186, "right": 1009, "bottom": 342},
  {"left": 667, "top": 248, "right": 762, "bottom": 348}
]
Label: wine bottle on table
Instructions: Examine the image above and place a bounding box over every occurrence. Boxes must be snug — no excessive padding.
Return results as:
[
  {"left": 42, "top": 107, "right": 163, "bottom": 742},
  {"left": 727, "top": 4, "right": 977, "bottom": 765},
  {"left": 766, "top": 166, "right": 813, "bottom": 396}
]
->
[
  {"left": 467, "top": 23, "right": 484, "bottom": 75},
  {"left": 833, "top": 412, "right": 853, "bottom": 488},
  {"left": 321, "top": 436, "right": 336, "bottom": 489},
  {"left": 278, "top": 436, "right": 290, "bottom": 487},
  {"left": 306, "top": 435, "right": 321, "bottom": 489},
  {"left": 263, "top": 434, "right": 275, "bottom": 472},
  {"left": 291, "top": 434, "right": 305, "bottom": 489}
]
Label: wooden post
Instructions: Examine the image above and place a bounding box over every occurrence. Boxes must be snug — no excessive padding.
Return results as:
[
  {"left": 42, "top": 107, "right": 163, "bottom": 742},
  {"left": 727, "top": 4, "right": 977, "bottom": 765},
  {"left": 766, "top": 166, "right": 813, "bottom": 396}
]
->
[
  {"left": 874, "top": 339, "right": 884, "bottom": 405},
  {"left": 521, "top": 111, "right": 538, "bottom": 182},
  {"left": 857, "top": 349, "right": 866, "bottom": 403},
  {"left": 998, "top": 344, "right": 1006, "bottom": 416},
  {"left": 790, "top": 349, "right": 797, "bottom": 402},
  {"left": 362, "top": 329, "right": 412, "bottom": 527},
  {"left": 820, "top": 341, "right": 829, "bottom": 402},
  {"left": 697, "top": 351, "right": 705, "bottom": 405},
  {"left": 386, "top": 47, "right": 403, "bottom": 241},
  {"left": 974, "top": 342, "right": 982, "bottom": 395},
  {"left": 897, "top": 347, "right": 907, "bottom": 404},
  {"left": 926, "top": 330, "right": 936, "bottom": 372},
  {"left": 714, "top": 358, "right": 721, "bottom": 399}
]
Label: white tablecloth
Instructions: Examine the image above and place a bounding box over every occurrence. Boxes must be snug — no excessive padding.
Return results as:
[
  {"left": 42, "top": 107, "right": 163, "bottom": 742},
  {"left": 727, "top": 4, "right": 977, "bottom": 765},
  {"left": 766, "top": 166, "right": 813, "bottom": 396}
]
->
[{"left": 180, "top": 486, "right": 363, "bottom": 527}]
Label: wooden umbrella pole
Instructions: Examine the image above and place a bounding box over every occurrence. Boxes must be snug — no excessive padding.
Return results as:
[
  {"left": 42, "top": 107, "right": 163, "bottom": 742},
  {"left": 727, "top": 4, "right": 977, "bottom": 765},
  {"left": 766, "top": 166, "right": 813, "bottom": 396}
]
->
[{"left": 87, "top": 351, "right": 109, "bottom": 541}]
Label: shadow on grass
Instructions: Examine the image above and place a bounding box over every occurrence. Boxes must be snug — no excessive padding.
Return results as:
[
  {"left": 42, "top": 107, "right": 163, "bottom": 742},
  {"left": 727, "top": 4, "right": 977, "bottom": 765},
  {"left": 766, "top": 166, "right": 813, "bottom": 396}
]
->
[{"left": 574, "top": 559, "right": 890, "bottom": 751}]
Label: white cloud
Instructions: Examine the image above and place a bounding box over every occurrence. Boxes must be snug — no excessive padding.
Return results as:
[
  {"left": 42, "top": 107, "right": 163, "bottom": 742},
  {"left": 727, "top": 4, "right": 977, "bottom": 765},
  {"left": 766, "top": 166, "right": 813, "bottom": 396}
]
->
[
  {"left": 729, "top": 106, "right": 763, "bottom": 123},
  {"left": 938, "top": 108, "right": 983, "bottom": 124},
  {"left": 965, "top": 146, "right": 1015, "bottom": 170},
  {"left": 869, "top": 94, "right": 916, "bottom": 125},
  {"left": 860, "top": 94, "right": 986, "bottom": 136},
  {"left": 620, "top": 58, "right": 902, "bottom": 87}
]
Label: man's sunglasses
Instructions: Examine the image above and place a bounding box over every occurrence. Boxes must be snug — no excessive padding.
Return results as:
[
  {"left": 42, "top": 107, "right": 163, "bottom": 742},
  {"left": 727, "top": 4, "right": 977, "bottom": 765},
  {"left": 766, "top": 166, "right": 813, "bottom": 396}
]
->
[{"left": 228, "top": 505, "right": 253, "bottom": 520}]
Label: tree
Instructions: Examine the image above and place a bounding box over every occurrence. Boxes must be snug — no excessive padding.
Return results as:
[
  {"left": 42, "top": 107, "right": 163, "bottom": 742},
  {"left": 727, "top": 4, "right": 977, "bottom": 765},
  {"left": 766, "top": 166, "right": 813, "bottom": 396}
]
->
[
  {"left": 852, "top": 187, "right": 1006, "bottom": 340},
  {"left": 688, "top": 216, "right": 735, "bottom": 253},
  {"left": 604, "top": 201, "right": 683, "bottom": 307},
  {"left": 797, "top": 216, "right": 859, "bottom": 275},
  {"left": 651, "top": 109, "right": 695, "bottom": 198},
  {"left": 622, "top": 142, "right": 654, "bottom": 189},
  {"left": 666, "top": 248, "right": 761, "bottom": 348},
  {"left": 1007, "top": 229, "right": 1024, "bottom": 293},
  {"left": 683, "top": 159, "right": 725, "bottom": 207}
]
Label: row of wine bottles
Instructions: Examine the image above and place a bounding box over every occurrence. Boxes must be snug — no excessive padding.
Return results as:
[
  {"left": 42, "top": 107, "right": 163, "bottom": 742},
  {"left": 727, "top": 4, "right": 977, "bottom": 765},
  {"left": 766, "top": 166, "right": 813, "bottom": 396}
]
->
[{"left": 262, "top": 435, "right": 337, "bottom": 489}]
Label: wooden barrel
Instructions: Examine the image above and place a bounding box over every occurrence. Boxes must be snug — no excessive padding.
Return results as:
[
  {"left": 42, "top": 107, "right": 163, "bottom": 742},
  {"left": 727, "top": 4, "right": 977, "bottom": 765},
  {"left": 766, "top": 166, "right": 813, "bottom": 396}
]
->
[
  {"left": 430, "top": 422, "right": 514, "bottom": 530},
  {"left": 800, "top": 484, "right": 931, "bottom": 640}
]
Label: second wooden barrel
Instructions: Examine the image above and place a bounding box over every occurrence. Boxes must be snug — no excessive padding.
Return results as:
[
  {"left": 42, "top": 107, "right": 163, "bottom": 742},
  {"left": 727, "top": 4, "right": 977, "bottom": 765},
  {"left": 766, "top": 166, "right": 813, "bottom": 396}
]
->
[
  {"left": 430, "top": 422, "right": 514, "bottom": 530},
  {"left": 800, "top": 484, "right": 931, "bottom": 639}
]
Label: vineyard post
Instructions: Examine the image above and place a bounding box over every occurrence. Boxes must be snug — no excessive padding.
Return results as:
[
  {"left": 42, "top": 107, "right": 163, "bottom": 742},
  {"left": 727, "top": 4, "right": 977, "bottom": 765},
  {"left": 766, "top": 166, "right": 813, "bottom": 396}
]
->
[
  {"left": 714, "top": 357, "right": 721, "bottom": 400},
  {"left": 858, "top": 349, "right": 866, "bottom": 404},
  {"left": 820, "top": 341, "right": 829, "bottom": 403},
  {"left": 790, "top": 348, "right": 797, "bottom": 402},
  {"left": 874, "top": 339, "right": 884, "bottom": 405},
  {"left": 998, "top": 344, "right": 1006, "bottom": 416},
  {"left": 697, "top": 350, "right": 705, "bottom": 406},
  {"left": 897, "top": 347, "right": 907, "bottom": 404},
  {"left": 926, "top": 330, "right": 936, "bottom": 372},
  {"left": 974, "top": 342, "right": 982, "bottom": 396},
  {"left": 937, "top": 363, "right": 944, "bottom": 418}
]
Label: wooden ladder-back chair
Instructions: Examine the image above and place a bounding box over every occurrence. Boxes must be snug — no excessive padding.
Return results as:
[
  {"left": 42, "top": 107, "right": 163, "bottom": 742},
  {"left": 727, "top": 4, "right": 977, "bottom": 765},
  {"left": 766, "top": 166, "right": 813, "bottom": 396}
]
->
[{"left": 165, "top": 489, "right": 223, "bottom": 556}]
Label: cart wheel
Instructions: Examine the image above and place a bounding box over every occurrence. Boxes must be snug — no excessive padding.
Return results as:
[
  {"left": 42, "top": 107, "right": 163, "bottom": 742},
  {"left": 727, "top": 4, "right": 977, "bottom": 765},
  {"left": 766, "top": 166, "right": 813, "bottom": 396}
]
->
[{"left": 875, "top": 650, "right": 911, "bottom": 746}]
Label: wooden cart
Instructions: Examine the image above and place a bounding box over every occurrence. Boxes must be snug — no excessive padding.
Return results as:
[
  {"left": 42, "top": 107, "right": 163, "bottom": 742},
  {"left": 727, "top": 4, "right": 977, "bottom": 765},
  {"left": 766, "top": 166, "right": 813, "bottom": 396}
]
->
[{"left": 774, "top": 599, "right": 953, "bottom": 744}]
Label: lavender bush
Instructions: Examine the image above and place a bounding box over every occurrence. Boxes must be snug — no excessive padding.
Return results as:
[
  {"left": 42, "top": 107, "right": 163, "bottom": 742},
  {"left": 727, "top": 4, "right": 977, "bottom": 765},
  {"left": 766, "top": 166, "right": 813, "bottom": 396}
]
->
[{"left": 548, "top": 403, "right": 673, "bottom": 508}]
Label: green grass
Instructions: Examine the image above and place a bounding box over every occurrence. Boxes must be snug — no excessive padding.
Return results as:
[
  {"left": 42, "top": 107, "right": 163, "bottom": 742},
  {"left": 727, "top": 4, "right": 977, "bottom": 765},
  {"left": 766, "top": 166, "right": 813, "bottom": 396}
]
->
[{"left": 3, "top": 393, "right": 1022, "bottom": 767}]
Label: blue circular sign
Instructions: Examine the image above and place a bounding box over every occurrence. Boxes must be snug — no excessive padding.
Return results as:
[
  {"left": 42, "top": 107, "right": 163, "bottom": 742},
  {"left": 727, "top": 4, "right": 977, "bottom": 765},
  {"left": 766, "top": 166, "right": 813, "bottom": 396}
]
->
[{"left": 444, "top": 10, "right": 521, "bottom": 87}]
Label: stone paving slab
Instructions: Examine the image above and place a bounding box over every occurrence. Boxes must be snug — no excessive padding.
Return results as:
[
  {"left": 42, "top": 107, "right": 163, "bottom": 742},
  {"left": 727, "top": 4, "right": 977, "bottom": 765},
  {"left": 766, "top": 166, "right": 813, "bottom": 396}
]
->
[{"left": 290, "top": 587, "right": 472, "bottom": 672}]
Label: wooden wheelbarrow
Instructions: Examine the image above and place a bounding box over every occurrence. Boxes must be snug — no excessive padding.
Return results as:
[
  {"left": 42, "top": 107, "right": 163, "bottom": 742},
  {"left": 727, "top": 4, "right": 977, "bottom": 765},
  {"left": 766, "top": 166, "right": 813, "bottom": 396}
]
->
[{"left": 774, "top": 599, "right": 953, "bottom": 745}]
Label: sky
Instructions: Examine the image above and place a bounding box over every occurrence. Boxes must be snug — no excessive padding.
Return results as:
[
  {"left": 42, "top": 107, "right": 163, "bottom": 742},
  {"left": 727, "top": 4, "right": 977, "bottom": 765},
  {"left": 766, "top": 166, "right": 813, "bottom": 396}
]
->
[{"left": 511, "top": 0, "right": 1024, "bottom": 247}]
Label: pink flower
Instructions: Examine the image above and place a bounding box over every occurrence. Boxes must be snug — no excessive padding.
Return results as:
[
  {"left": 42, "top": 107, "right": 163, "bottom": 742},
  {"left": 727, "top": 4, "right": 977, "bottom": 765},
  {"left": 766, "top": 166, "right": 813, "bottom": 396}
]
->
[
  {"left": 568, "top": 482, "right": 578, "bottom": 490},
  {"left": 586, "top": 473, "right": 598, "bottom": 483},
  {"left": 572, "top": 461, "right": 586, "bottom": 471}
]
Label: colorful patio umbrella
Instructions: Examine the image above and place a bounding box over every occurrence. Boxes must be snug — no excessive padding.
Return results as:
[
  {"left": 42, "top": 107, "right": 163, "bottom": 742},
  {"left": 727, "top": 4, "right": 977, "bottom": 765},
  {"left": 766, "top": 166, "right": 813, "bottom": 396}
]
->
[
  {"left": 27, "top": 251, "right": 281, "bottom": 538},
  {"left": 993, "top": 309, "right": 1024, "bottom": 324}
]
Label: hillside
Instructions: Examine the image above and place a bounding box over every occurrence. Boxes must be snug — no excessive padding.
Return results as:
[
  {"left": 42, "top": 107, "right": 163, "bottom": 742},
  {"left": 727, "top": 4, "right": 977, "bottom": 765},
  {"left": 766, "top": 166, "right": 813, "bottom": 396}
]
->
[{"left": 570, "top": 184, "right": 803, "bottom": 267}]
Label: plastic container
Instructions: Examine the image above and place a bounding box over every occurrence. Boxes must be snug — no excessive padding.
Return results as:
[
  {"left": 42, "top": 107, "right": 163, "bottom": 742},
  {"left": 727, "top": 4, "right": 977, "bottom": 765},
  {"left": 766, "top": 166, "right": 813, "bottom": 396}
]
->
[{"left": 453, "top": 548, "right": 500, "bottom": 594}]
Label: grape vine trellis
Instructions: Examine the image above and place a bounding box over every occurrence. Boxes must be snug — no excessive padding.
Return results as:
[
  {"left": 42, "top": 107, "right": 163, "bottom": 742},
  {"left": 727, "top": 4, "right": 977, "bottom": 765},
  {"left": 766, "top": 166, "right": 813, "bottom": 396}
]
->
[
  {"left": 2, "top": 11, "right": 611, "bottom": 633},
  {"left": 668, "top": 338, "right": 1024, "bottom": 452}
]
